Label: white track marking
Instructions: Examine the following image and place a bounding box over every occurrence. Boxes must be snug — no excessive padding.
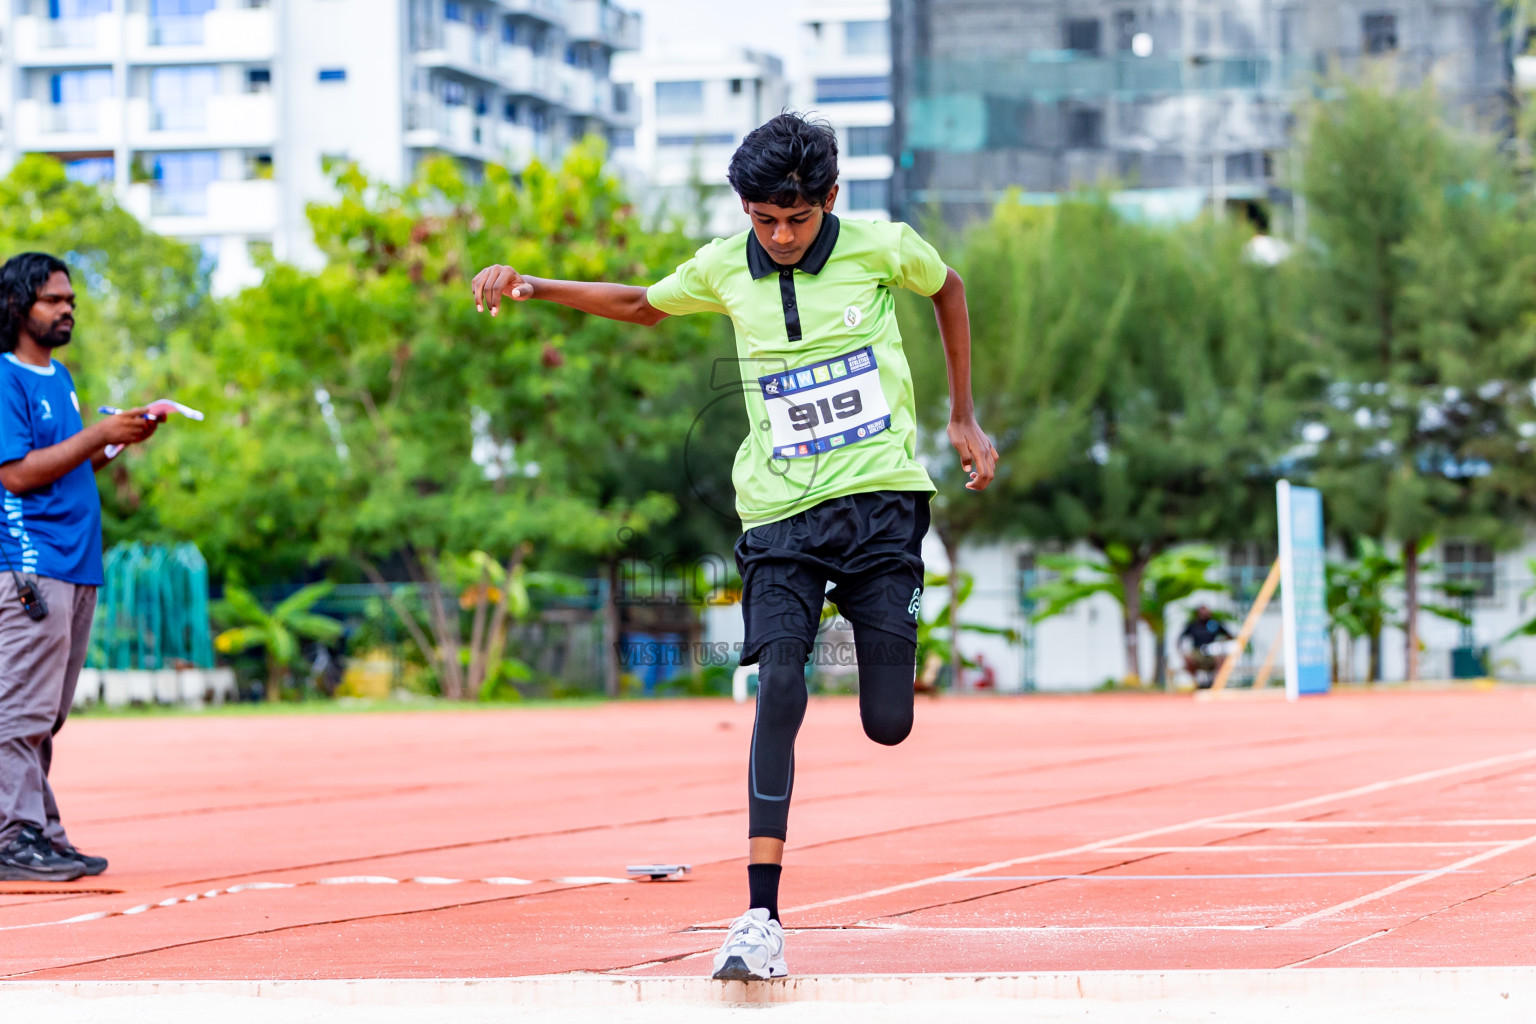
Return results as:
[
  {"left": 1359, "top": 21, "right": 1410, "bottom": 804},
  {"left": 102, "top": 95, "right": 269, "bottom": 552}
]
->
[
  {"left": 776, "top": 745, "right": 1536, "bottom": 918},
  {"left": 1199, "top": 820, "right": 1536, "bottom": 829},
  {"left": 0, "top": 874, "right": 630, "bottom": 934},
  {"left": 1103, "top": 842, "right": 1508, "bottom": 852},
  {"left": 1277, "top": 833, "right": 1536, "bottom": 928}
]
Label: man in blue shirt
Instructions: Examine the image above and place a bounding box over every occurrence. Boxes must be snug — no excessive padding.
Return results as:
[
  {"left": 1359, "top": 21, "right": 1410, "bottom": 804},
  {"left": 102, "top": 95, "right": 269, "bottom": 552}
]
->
[{"left": 0, "top": 253, "right": 159, "bottom": 881}]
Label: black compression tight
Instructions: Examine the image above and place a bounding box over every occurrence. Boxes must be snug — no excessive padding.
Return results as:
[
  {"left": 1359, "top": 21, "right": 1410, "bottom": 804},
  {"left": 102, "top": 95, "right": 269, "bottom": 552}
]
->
[{"left": 748, "top": 632, "right": 917, "bottom": 841}]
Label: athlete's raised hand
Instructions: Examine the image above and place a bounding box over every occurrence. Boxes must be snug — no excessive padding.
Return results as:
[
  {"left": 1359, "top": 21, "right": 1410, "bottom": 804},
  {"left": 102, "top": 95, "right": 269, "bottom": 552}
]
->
[
  {"left": 471, "top": 264, "right": 534, "bottom": 316},
  {"left": 947, "top": 416, "right": 997, "bottom": 491}
]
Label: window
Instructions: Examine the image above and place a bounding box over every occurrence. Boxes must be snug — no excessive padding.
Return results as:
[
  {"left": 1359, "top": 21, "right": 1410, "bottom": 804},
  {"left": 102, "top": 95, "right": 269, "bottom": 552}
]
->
[
  {"left": 1113, "top": 10, "right": 1136, "bottom": 51},
  {"left": 1443, "top": 541, "right": 1496, "bottom": 599},
  {"left": 442, "top": 79, "right": 466, "bottom": 106},
  {"left": 244, "top": 151, "right": 273, "bottom": 179},
  {"left": 471, "top": 8, "right": 489, "bottom": 32},
  {"left": 847, "top": 125, "right": 889, "bottom": 157},
  {"left": 503, "top": 98, "right": 519, "bottom": 123},
  {"left": 1064, "top": 18, "right": 1101, "bottom": 55},
  {"left": 63, "top": 156, "right": 113, "bottom": 185},
  {"left": 814, "top": 75, "right": 888, "bottom": 103},
  {"left": 50, "top": 0, "right": 113, "bottom": 17},
  {"left": 611, "top": 128, "right": 635, "bottom": 148},
  {"left": 444, "top": 0, "right": 464, "bottom": 22},
  {"left": 1224, "top": 151, "right": 1261, "bottom": 183},
  {"left": 150, "top": 0, "right": 214, "bottom": 14},
  {"left": 50, "top": 68, "right": 113, "bottom": 105},
  {"left": 149, "top": 0, "right": 213, "bottom": 43},
  {"left": 1363, "top": 12, "right": 1397, "bottom": 54},
  {"left": 1065, "top": 106, "right": 1103, "bottom": 148},
  {"left": 657, "top": 133, "right": 737, "bottom": 146},
  {"left": 150, "top": 150, "right": 220, "bottom": 216},
  {"left": 502, "top": 18, "right": 517, "bottom": 44},
  {"left": 655, "top": 80, "right": 704, "bottom": 116},
  {"left": 246, "top": 67, "right": 271, "bottom": 93},
  {"left": 317, "top": 68, "right": 347, "bottom": 82},
  {"left": 844, "top": 20, "right": 889, "bottom": 56},
  {"left": 473, "top": 89, "right": 488, "bottom": 116},
  {"left": 845, "top": 179, "right": 889, "bottom": 211},
  {"left": 150, "top": 65, "right": 216, "bottom": 130},
  {"left": 729, "top": 78, "right": 743, "bottom": 95}
]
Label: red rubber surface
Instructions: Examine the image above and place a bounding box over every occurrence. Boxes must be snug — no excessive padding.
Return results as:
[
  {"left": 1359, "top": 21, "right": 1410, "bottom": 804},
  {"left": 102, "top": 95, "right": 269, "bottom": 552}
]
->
[{"left": 4, "top": 690, "right": 1536, "bottom": 980}]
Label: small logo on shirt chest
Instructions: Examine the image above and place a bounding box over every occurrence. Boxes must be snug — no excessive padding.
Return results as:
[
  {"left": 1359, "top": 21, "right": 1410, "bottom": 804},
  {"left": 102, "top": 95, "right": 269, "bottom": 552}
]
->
[
  {"left": 843, "top": 306, "right": 863, "bottom": 328},
  {"left": 39, "top": 399, "right": 53, "bottom": 421}
]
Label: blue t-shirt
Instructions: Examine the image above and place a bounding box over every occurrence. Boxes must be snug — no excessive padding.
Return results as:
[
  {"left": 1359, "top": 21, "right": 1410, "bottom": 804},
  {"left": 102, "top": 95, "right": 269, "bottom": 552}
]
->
[{"left": 0, "top": 354, "right": 103, "bottom": 586}]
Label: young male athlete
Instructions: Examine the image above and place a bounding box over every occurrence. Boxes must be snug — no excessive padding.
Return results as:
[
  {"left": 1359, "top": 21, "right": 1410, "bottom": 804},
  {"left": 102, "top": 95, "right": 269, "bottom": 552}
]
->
[{"left": 471, "top": 113, "right": 995, "bottom": 981}]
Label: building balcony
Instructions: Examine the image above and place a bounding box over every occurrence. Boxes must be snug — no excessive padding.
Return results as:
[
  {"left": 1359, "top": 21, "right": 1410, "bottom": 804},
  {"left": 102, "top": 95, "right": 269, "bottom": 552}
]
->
[
  {"left": 124, "top": 7, "right": 275, "bottom": 62},
  {"left": 127, "top": 94, "right": 277, "bottom": 148},
  {"left": 565, "top": 0, "right": 640, "bottom": 51},
  {"left": 13, "top": 98, "right": 117, "bottom": 150},
  {"left": 405, "top": 101, "right": 498, "bottom": 161},
  {"left": 125, "top": 178, "right": 279, "bottom": 235},
  {"left": 500, "top": 0, "right": 565, "bottom": 25},
  {"left": 497, "top": 46, "right": 560, "bottom": 98},
  {"left": 560, "top": 66, "right": 599, "bottom": 115},
  {"left": 12, "top": 14, "right": 119, "bottom": 66},
  {"left": 414, "top": 21, "right": 500, "bottom": 82},
  {"left": 407, "top": 100, "right": 552, "bottom": 168}
]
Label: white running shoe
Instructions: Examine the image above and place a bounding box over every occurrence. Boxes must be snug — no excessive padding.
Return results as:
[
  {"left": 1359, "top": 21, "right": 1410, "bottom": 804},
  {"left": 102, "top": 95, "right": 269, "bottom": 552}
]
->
[{"left": 711, "top": 907, "right": 788, "bottom": 981}]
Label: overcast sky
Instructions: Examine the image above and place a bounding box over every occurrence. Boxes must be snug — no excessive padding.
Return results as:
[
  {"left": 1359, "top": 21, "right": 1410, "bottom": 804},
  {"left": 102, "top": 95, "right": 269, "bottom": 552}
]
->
[{"left": 624, "top": 0, "right": 811, "bottom": 73}]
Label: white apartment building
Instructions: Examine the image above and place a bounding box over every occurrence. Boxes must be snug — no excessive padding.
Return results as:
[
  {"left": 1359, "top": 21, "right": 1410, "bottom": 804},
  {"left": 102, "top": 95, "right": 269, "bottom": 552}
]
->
[
  {"left": 611, "top": 46, "right": 785, "bottom": 238},
  {"left": 797, "top": 0, "right": 891, "bottom": 221},
  {"left": 0, "top": 0, "right": 639, "bottom": 295}
]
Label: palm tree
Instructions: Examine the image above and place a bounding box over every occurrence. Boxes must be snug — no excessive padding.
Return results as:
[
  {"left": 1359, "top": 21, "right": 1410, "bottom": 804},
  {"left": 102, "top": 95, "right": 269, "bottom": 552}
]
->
[{"left": 215, "top": 582, "right": 344, "bottom": 701}]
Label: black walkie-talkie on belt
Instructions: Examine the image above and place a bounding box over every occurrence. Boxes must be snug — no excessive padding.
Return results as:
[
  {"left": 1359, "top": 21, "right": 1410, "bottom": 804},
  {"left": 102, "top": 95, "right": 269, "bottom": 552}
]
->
[{"left": 0, "top": 542, "right": 48, "bottom": 621}]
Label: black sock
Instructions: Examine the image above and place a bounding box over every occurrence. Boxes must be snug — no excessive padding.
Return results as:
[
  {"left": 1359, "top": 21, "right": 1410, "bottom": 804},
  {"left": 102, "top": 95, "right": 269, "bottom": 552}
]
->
[{"left": 747, "top": 862, "right": 782, "bottom": 922}]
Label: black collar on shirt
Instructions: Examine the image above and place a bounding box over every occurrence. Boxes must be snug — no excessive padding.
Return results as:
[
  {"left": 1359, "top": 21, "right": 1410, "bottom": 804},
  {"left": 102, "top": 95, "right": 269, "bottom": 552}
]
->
[{"left": 745, "top": 213, "right": 841, "bottom": 280}]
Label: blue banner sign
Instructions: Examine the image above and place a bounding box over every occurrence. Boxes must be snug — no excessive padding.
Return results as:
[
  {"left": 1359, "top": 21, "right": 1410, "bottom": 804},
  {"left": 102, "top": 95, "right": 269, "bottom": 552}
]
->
[{"left": 1277, "top": 481, "right": 1330, "bottom": 699}]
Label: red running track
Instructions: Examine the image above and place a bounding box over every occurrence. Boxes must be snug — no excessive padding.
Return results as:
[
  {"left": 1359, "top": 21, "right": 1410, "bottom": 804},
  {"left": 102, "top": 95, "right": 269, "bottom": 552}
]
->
[{"left": 4, "top": 690, "right": 1536, "bottom": 980}]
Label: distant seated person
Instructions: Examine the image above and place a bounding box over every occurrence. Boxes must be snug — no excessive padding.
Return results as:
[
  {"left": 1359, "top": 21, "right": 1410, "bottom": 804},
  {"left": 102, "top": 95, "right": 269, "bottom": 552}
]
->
[{"left": 1180, "top": 605, "right": 1232, "bottom": 686}]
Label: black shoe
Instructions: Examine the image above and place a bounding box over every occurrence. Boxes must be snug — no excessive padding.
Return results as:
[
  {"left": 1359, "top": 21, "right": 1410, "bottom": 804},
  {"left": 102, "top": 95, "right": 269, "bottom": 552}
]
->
[
  {"left": 53, "top": 842, "right": 108, "bottom": 877},
  {"left": 0, "top": 826, "right": 86, "bottom": 882}
]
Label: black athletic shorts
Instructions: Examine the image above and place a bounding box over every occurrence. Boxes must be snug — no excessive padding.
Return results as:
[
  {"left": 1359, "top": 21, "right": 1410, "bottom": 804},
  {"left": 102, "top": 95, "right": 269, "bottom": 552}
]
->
[{"left": 734, "top": 490, "right": 930, "bottom": 666}]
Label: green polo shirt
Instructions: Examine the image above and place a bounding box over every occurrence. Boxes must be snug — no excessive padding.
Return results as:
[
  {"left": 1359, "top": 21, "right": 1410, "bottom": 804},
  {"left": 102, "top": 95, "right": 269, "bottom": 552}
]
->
[{"left": 648, "top": 214, "right": 945, "bottom": 528}]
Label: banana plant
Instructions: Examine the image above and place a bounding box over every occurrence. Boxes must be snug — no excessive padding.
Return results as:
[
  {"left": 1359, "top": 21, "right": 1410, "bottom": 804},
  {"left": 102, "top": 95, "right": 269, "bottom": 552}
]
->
[
  {"left": 1028, "top": 546, "right": 1227, "bottom": 688},
  {"left": 214, "top": 582, "right": 344, "bottom": 702}
]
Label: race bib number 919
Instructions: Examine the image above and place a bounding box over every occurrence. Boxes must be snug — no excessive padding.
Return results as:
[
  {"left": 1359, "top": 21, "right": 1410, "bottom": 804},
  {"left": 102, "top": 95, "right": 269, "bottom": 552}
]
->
[{"left": 759, "top": 346, "right": 893, "bottom": 459}]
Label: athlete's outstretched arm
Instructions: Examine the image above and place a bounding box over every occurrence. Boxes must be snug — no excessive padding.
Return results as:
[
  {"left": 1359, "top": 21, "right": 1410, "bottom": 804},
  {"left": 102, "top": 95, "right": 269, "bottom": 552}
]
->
[
  {"left": 930, "top": 267, "right": 997, "bottom": 491},
  {"left": 471, "top": 264, "right": 669, "bottom": 326}
]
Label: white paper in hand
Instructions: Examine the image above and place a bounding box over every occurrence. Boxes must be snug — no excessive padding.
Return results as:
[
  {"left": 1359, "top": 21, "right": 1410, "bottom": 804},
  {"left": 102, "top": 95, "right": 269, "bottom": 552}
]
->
[{"left": 104, "top": 397, "right": 205, "bottom": 458}]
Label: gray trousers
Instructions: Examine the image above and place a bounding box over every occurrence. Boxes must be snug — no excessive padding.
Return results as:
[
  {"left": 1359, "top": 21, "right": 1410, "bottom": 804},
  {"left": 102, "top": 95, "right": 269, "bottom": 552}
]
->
[{"left": 0, "top": 575, "right": 96, "bottom": 846}]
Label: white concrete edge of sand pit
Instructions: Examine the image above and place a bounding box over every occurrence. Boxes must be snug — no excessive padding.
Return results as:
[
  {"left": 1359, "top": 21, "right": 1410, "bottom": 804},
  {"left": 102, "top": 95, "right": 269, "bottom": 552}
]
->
[{"left": 3, "top": 968, "right": 1535, "bottom": 1007}]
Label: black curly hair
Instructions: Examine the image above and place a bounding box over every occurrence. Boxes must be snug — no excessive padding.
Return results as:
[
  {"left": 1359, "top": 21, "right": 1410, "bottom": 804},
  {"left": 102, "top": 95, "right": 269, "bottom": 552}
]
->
[
  {"left": 0, "top": 252, "right": 69, "bottom": 354},
  {"left": 727, "top": 112, "right": 840, "bottom": 208}
]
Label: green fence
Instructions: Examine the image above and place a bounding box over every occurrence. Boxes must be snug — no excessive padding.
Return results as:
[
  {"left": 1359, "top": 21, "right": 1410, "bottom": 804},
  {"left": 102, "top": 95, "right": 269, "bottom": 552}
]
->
[{"left": 89, "top": 542, "right": 213, "bottom": 670}]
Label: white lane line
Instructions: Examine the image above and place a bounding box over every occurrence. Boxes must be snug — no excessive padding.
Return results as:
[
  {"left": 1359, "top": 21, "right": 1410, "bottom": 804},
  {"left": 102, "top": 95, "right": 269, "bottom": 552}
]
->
[
  {"left": 951, "top": 871, "right": 1476, "bottom": 881},
  {"left": 1200, "top": 820, "right": 1536, "bottom": 829},
  {"left": 778, "top": 745, "right": 1536, "bottom": 918},
  {"left": 1277, "top": 834, "right": 1536, "bottom": 929},
  {"left": 0, "top": 873, "right": 630, "bottom": 934},
  {"left": 1103, "top": 842, "right": 1509, "bottom": 852}
]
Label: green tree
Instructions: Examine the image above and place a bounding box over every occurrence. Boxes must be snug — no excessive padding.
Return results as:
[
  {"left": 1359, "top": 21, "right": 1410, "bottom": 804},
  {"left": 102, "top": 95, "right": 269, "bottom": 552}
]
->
[
  {"left": 915, "top": 198, "right": 1300, "bottom": 684},
  {"left": 1297, "top": 78, "right": 1536, "bottom": 681},
  {"left": 214, "top": 582, "right": 343, "bottom": 701},
  {"left": 1028, "top": 546, "right": 1226, "bottom": 688},
  {"left": 149, "top": 141, "right": 718, "bottom": 698},
  {"left": 0, "top": 155, "right": 215, "bottom": 548}
]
